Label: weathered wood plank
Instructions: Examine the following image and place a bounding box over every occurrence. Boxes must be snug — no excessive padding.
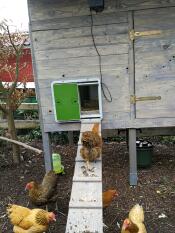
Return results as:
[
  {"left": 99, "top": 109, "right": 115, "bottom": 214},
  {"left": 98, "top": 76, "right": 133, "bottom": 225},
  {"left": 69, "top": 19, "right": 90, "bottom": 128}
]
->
[
  {"left": 120, "top": 0, "right": 175, "bottom": 8},
  {"left": 29, "top": 0, "right": 119, "bottom": 21},
  {"left": 134, "top": 6, "right": 175, "bottom": 18},
  {"left": 37, "top": 70, "right": 128, "bottom": 88},
  {"left": 31, "top": 12, "right": 128, "bottom": 31},
  {"left": 0, "top": 120, "right": 39, "bottom": 129},
  {"left": 41, "top": 110, "right": 131, "bottom": 128},
  {"left": 135, "top": 44, "right": 175, "bottom": 58},
  {"left": 28, "top": 0, "right": 175, "bottom": 24},
  {"left": 36, "top": 54, "right": 129, "bottom": 69},
  {"left": 28, "top": 0, "right": 90, "bottom": 21},
  {"left": 69, "top": 182, "right": 102, "bottom": 208},
  {"left": 33, "top": 32, "right": 128, "bottom": 51},
  {"left": 73, "top": 161, "right": 102, "bottom": 182},
  {"left": 19, "top": 103, "right": 38, "bottom": 110},
  {"left": 36, "top": 65, "right": 128, "bottom": 83},
  {"left": 0, "top": 103, "right": 38, "bottom": 110},
  {"left": 35, "top": 44, "right": 128, "bottom": 60},
  {"left": 43, "top": 117, "right": 175, "bottom": 132},
  {"left": 66, "top": 208, "right": 103, "bottom": 233},
  {"left": 32, "top": 23, "right": 128, "bottom": 42}
]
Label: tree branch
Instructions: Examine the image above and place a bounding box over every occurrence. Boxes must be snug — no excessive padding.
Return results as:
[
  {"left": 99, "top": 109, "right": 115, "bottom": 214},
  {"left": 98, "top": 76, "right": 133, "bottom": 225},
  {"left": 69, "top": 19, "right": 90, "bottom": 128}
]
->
[
  {"left": 5, "top": 25, "right": 27, "bottom": 96},
  {"left": 0, "top": 136, "right": 43, "bottom": 154},
  {"left": 0, "top": 104, "right": 7, "bottom": 114},
  {"left": 6, "top": 25, "right": 18, "bottom": 53},
  {"left": 8, "top": 53, "right": 20, "bottom": 96}
]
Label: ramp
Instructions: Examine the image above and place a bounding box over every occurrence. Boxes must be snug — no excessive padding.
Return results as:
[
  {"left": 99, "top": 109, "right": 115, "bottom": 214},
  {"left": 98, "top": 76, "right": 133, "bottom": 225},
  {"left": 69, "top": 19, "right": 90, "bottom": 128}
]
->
[{"left": 66, "top": 120, "right": 103, "bottom": 233}]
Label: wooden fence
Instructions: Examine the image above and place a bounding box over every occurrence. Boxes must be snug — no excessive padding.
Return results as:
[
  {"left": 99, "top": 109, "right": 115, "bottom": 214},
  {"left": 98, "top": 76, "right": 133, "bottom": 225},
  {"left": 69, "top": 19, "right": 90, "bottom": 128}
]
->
[{"left": 0, "top": 103, "right": 39, "bottom": 129}]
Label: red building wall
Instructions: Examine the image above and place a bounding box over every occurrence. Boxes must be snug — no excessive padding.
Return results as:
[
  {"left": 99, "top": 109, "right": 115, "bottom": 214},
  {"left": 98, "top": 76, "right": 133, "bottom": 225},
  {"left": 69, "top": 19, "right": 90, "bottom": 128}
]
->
[{"left": 1, "top": 48, "right": 34, "bottom": 83}]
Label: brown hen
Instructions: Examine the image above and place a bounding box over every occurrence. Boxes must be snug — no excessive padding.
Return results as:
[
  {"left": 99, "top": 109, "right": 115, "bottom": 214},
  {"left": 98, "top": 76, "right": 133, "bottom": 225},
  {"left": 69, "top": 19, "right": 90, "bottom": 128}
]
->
[
  {"left": 103, "top": 189, "right": 118, "bottom": 208},
  {"left": 25, "top": 170, "right": 58, "bottom": 207},
  {"left": 80, "top": 123, "right": 102, "bottom": 170},
  {"left": 81, "top": 123, "right": 102, "bottom": 148}
]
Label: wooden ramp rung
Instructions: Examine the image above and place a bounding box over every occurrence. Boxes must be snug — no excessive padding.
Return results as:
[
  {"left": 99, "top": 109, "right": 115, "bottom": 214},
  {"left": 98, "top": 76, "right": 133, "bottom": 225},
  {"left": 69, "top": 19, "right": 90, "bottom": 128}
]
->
[
  {"left": 73, "top": 161, "right": 102, "bottom": 182},
  {"left": 69, "top": 182, "right": 102, "bottom": 208},
  {"left": 66, "top": 120, "right": 103, "bottom": 233},
  {"left": 66, "top": 209, "right": 103, "bottom": 233}
]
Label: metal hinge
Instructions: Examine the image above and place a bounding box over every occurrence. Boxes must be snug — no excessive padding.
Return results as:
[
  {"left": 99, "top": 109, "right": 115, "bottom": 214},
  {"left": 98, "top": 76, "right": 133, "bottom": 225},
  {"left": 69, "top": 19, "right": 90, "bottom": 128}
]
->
[
  {"left": 129, "top": 29, "right": 162, "bottom": 41},
  {"left": 130, "top": 95, "right": 161, "bottom": 104}
]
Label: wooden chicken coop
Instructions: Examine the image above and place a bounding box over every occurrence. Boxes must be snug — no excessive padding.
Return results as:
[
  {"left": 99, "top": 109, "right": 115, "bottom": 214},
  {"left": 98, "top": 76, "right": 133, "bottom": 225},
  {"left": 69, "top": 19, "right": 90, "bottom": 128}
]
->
[
  {"left": 28, "top": 0, "right": 175, "bottom": 186},
  {"left": 27, "top": 0, "right": 175, "bottom": 232}
]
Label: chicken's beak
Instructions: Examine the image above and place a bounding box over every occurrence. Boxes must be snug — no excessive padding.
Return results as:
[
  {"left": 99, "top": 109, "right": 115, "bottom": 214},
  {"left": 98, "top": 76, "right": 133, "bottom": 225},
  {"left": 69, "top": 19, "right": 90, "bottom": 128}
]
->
[
  {"left": 123, "top": 224, "right": 127, "bottom": 230},
  {"left": 123, "top": 219, "right": 129, "bottom": 230},
  {"left": 115, "top": 192, "right": 119, "bottom": 197},
  {"left": 25, "top": 184, "right": 29, "bottom": 191}
]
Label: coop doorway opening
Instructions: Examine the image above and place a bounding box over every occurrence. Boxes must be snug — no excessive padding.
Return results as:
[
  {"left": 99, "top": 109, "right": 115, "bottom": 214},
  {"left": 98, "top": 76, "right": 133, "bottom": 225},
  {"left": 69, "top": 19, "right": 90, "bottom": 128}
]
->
[{"left": 79, "top": 84, "right": 99, "bottom": 117}]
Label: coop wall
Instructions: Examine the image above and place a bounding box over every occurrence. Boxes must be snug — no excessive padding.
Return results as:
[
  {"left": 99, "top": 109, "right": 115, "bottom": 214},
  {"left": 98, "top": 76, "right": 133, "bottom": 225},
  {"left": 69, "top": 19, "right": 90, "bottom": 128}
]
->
[{"left": 28, "top": 0, "right": 175, "bottom": 132}]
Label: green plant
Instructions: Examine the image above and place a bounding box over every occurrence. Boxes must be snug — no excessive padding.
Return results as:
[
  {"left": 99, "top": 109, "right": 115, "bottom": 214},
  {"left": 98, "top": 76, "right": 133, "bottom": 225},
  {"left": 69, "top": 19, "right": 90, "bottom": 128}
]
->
[
  {"left": 14, "top": 109, "right": 38, "bottom": 120},
  {"left": 51, "top": 132, "right": 69, "bottom": 145},
  {"left": 17, "top": 127, "right": 42, "bottom": 142}
]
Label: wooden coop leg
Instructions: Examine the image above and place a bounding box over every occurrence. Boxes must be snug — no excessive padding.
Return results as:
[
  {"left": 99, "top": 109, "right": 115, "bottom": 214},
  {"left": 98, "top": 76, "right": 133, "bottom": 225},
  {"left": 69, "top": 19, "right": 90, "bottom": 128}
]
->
[
  {"left": 42, "top": 132, "right": 53, "bottom": 172},
  {"left": 129, "top": 129, "right": 137, "bottom": 185},
  {"left": 68, "top": 131, "right": 74, "bottom": 145},
  {"left": 29, "top": 20, "right": 53, "bottom": 173}
]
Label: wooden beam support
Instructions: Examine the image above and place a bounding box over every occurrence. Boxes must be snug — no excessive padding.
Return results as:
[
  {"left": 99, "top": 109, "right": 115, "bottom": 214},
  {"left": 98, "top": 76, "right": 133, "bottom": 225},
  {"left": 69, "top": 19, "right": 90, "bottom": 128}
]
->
[
  {"left": 28, "top": 6, "right": 53, "bottom": 172},
  {"left": 42, "top": 132, "right": 53, "bottom": 171},
  {"left": 128, "top": 10, "right": 136, "bottom": 120},
  {"left": 68, "top": 131, "right": 74, "bottom": 145},
  {"left": 0, "top": 120, "right": 39, "bottom": 129},
  {"left": 129, "top": 128, "right": 137, "bottom": 185}
]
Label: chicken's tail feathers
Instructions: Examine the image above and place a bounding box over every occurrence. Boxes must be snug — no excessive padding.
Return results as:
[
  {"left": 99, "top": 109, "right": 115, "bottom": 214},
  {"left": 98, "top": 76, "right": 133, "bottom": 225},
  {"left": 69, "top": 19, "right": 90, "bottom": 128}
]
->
[
  {"left": 92, "top": 123, "right": 100, "bottom": 134},
  {"left": 46, "top": 170, "right": 57, "bottom": 176},
  {"left": 129, "top": 204, "right": 144, "bottom": 223},
  {"left": 42, "top": 170, "right": 59, "bottom": 183}
]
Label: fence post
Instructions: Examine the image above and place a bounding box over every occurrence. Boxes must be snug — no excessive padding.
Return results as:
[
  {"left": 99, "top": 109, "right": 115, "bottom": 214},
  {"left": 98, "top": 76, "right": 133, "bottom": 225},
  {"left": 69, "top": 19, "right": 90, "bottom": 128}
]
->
[{"left": 68, "top": 131, "right": 74, "bottom": 145}]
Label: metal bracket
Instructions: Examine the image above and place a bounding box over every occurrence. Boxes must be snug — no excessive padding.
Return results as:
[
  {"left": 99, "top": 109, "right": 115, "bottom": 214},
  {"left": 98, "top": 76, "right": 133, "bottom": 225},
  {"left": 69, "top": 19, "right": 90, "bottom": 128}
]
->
[
  {"left": 129, "top": 29, "right": 162, "bottom": 41},
  {"left": 130, "top": 95, "right": 161, "bottom": 104}
]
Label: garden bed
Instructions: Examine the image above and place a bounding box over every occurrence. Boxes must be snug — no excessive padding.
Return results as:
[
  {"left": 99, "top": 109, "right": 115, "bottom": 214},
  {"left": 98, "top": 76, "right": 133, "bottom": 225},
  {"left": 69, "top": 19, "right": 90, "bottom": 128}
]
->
[{"left": 0, "top": 140, "right": 174, "bottom": 233}]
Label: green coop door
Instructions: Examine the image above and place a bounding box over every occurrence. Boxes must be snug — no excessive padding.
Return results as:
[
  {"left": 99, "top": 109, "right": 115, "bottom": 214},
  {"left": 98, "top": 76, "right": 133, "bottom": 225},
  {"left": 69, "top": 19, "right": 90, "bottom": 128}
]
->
[{"left": 53, "top": 83, "right": 80, "bottom": 121}]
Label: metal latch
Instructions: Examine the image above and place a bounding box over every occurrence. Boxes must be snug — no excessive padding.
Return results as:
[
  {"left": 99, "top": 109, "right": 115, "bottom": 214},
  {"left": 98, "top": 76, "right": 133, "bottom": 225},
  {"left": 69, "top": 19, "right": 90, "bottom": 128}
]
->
[
  {"left": 129, "top": 29, "right": 162, "bottom": 41},
  {"left": 130, "top": 95, "right": 161, "bottom": 104}
]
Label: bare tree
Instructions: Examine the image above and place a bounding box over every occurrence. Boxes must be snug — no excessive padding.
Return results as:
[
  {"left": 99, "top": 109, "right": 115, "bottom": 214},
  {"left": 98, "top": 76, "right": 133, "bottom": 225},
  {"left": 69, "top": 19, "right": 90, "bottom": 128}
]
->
[{"left": 0, "top": 20, "right": 31, "bottom": 164}]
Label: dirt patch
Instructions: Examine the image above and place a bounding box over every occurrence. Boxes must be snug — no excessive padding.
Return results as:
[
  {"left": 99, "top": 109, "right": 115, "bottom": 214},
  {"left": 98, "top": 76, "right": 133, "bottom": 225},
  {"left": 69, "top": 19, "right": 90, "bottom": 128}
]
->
[{"left": 0, "top": 141, "right": 174, "bottom": 233}]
